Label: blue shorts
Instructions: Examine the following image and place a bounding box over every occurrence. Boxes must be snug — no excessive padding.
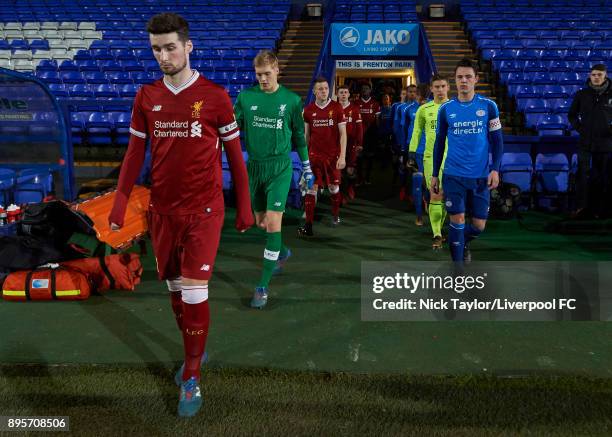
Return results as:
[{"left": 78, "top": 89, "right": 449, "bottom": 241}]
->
[
  {"left": 416, "top": 152, "right": 424, "bottom": 173},
  {"left": 442, "top": 174, "right": 490, "bottom": 219}
]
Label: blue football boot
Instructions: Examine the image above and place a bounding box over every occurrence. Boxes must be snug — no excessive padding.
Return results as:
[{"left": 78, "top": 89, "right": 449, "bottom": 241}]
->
[
  {"left": 178, "top": 376, "right": 202, "bottom": 417},
  {"left": 250, "top": 286, "right": 268, "bottom": 309}
]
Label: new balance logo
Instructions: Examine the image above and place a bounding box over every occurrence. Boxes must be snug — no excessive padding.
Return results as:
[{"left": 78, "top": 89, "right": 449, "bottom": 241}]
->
[
  {"left": 190, "top": 121, "right": 202, "bottom": 137},
  {"left": 152, "top": 105, "right": 162, "bottom": 111},
  {"left": 200, "top": 264, "right": 210, "bottom": 271},
  {"left": 250, "top": 106, "right": 258, "bottom": 111},
  {"left": 274, "top": 201, "right": 282, "bottom": 207}
]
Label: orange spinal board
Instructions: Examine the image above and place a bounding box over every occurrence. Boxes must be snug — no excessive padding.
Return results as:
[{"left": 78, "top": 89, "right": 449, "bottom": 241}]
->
[{"left": 72, "top": 186, "right": 150, "bottom": 251}]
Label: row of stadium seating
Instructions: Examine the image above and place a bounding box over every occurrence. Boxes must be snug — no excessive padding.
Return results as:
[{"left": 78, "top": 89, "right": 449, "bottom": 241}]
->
[
  {"left": 333, "top": 1, "right": 417, "bottom": 22},
  {"left": 44, "top": 82, "right": 248, "bottom": 99},
  {"left": 462, "top": 0, "right": 610, "bottom": 136}
]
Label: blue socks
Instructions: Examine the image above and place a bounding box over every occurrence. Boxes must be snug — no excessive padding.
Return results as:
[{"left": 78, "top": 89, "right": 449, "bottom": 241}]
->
[
  {"left": 412, "top": 172, "right": 423, "bottom": 217},
  {"left": 464, "top": 224, "right": 482, "bottom": 245},
  {"left": 449, "top": 222, "right": 465, "bottom": 262}
]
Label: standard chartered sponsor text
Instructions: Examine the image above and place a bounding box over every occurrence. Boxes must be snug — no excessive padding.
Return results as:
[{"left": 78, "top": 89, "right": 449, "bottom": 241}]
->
[{"left": 252, "top": 115, "right": 280, "bottom": 129}]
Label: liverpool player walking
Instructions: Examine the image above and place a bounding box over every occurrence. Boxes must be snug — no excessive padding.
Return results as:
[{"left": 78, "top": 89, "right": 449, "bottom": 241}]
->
[
  {"left": 108, "top": 13, "right": 253, "bottom": 417},
  {"left": 299, "top": 77, "right": 347, "bottom": 235},
  {"left": 234, "top": 50, "right": 313, "bottom": 309},
  {"left": 337, "top": 84, "right": 362, "bottom": 201}
]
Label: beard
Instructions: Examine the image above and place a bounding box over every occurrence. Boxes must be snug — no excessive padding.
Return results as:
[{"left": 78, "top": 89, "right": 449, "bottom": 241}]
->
[{"left": 161, "top": 59, "right": 188, "bottom": 77}]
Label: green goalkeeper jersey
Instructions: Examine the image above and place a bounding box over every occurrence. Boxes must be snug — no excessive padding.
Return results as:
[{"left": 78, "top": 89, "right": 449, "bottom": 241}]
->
[
  {"left": 408, "top": 99, "right": 448, "bottom": 158},
  {"left": 234, "top": 84, "right": 308, "bottom": 162}
]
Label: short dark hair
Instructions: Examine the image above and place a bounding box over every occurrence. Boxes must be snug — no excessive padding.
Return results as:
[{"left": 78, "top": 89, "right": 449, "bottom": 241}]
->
[
  {"left": 417, "top": 83, "right": 430, "bottom": 99},
  {"left": 337, "top": 84, "right": 350, "bottom": 92},
  {"left": 406, "top": 84, "right": 417, "bottom": 90},
  {"left": 592, "top": 64, "right": 607, "bottom": 73},
  {"left": 430, "top": 74, "right": 448, "bottom": 84},
  {"left": 454, "top": 58, "right": 478, "bottom": 76},
  {"left": 314, "top": 76, "right": 328, "bottom": 85},
  {"left": 146, "top": 13, "right": 189, "bottom": 42}
]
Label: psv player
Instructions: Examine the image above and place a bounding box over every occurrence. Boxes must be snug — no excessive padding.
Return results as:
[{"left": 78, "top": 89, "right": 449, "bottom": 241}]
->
[
  {"left": 108, "top": 13, "right": 253, "bottom": 417},
  {"left": 299, "top": 77, "right": 347, "bottom": 236},
  {"left": 432, "top": 59, "right": 504, "bottom": 265},
  {"left": 337, "top": 84, "right": 362, "bottom": 201}
]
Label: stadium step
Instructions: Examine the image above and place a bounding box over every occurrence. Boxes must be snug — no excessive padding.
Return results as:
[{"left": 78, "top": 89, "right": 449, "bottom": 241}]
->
[
  {"left": 422, "top": 21, "right": 497, "bottom": 100},
  {"left": 277, "top": 20, "right": 324, "bottom": 100}
]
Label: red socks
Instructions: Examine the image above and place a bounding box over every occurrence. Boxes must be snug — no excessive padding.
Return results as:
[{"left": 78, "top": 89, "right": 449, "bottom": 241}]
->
[
  {"left": 181, "top": 300, "right": 210, "bottom": 381},
  {"left": 305, "top": 193, "right": 316, "bottom": 224}
]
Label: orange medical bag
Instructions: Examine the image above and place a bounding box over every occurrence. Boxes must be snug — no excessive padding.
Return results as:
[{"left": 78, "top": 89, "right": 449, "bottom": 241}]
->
[{"left": 2, "top": 266, "right": 91, "bottom": 301}]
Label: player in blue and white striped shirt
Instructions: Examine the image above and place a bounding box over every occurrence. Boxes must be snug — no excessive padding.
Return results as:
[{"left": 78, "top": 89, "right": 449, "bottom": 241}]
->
[{"left": 431, "top": 59, "right": 504, "bottom": 264}]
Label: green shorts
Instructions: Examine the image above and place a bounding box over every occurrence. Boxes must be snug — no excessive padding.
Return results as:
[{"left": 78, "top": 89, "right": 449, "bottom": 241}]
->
[
  {"left": 423, "top": 155, "right": 446, "bottom": 191},
  {"left": 247, "top": 155, "right": 293, "bottom": 213}
]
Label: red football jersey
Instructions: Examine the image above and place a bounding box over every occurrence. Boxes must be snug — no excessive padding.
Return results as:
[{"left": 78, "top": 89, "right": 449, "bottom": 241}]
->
[
  {"left": 341, "top": 101, "right": 362, "bottom": 147},
  {"left": 128, "top": 71, "right": 239, "bottom": 215},
  {"left": 303, "top": 99, "right": 347, "bottom": 159},
  {"left": 358, "top": 97, "right": 381, "bottom": 131}
]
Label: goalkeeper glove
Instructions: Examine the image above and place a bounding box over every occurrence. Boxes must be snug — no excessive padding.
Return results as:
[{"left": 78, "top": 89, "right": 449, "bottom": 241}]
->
[{"left": 302, "top": 160, "right": 314, "bottom": 189}]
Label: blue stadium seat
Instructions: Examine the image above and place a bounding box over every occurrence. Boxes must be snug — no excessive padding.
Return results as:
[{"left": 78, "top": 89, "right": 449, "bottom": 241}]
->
[
  {"left": 47, "top": 83, "right": 69, "bottom": 97},
  {"left": 38, "top": 70, "right": 62, "bottom": 84},
  {"left": 524, "top": 113, "right": 547, "bottom": 130},
  {"left": 82, "top": 71, "right": 107, "bottom": 84},
  {"left": 535, "top": 153, "right": 570, "bottom": 193},
  {"left": 94, "top": 84, "right": 119, "bottom": 98},
  {"left": 537, "top": 114, "right": 568, "bottom": 136},
  {"left": 120, "top": 59, "right": 145, "bottom": 72},
  {"left": 524, "top": 60, "right": 548, "bottom": 73},
  {"left": 107, "top": 71, "right": 133, "bottom": 84},
  {"left": 118, "top": 83, "right": 139, "bottom": 97},
  {"left": 74, "top": 49, "right": 94, "bottom": 61},
  {"left": 69, "top": 84, "right": 95, "bottom": 98},
  {"left": 58, "top": 60, "right": 79, "bottom": 71},
  {"left": 515, "top": 85, "right": 541, "bottom": 99},
  {"left": 549, "top": 98, "right": 573, "bottom": 113},
  {"left": 500, "top": 152, "right": 532, "bottom": 192},
  {"left": 76, "top": 60, "right": 100, "bottom": 72},
  {"left": 541, "top": 84, "right": 569, "bottom": 98},
  {"left": 532, "top": 72, "right": 556, "bottom": 85},
  {"left": 131, "top": 72, "right": 155, "bottom": 84},
  {"left": 86, "top": 112, "right": 113, "bottom": 145},
  {"left": 37, "top": 59, "right": 58, "bottom": 71},
  {"left": 98, "top": 60, "right": 123, "bottom": 72},
  {"left": 61, "top": 71, "right": 86, "bottom": 84},
  {"left": 91, "top": 49, "right": 114, "bottom": 60},
  {"left": 109, "top": 111, "right": 131, "bottom": 146},
  {"left": 0, "top": 168, "right": 16, "bottom": 205}
]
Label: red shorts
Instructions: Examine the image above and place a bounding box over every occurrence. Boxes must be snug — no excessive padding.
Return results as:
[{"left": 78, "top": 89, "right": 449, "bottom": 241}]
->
[
  {"left": 148, "top": 209, "right": 224, "bottom": 281},
  {"left": 311, "top": 155, "right": 341, "bottom": 187}
]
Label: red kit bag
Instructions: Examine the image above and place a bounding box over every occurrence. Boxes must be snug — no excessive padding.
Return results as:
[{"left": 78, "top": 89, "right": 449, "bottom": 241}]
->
[
  {"left": 2, "top": 266, "right": 91, "bottom": 301},
  {"left": 60, "top": 253, "right": 143, "bottom": 291}
]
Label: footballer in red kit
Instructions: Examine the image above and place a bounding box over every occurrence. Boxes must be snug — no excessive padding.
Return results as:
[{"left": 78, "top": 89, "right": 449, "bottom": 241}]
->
[
  {"left": 108, "top": 13, "right": 253, "bottom": 418},
  {"left": 337, "top": 84, "right": 362, "bottom": 201},
  {"left": 299, "top": 77, "right": 347, "bottom": 236},
  {"left": 357, "top": 83, "right": 381, "bottom": 185}
]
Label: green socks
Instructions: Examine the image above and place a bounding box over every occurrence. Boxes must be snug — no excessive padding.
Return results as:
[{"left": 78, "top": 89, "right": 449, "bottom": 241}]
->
[
  {"left": 258, "top": 231, "right": 282, "bottom": 288},
  {"left": 429, "top": 201, "right": 444, "bottom": 238}
]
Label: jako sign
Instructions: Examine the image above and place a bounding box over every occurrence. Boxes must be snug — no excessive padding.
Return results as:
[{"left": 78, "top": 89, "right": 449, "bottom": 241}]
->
[{"left": 331, "top": 23, "right": 419, "bottom": 56}]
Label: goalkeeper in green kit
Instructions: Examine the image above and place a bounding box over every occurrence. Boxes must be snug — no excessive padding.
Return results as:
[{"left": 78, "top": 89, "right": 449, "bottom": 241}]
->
[{"left": 234, "top": 50, "right": 313, "bottom": 309}]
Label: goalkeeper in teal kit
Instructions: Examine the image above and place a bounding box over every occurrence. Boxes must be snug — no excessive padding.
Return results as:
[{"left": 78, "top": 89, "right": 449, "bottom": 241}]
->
[{"left": 234, "top": 50, "right": 313, "bottom": 309}]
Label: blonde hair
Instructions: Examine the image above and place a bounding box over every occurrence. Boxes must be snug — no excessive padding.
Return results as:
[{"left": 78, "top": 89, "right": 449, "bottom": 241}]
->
[{"left": 253, "top": 49, "right": 278, "bottom": 68}]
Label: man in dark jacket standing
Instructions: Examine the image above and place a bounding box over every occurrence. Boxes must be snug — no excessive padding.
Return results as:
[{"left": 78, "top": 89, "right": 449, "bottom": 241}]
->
[{"left": 568, "top": 64, "right": 612, "bottom": 218}]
